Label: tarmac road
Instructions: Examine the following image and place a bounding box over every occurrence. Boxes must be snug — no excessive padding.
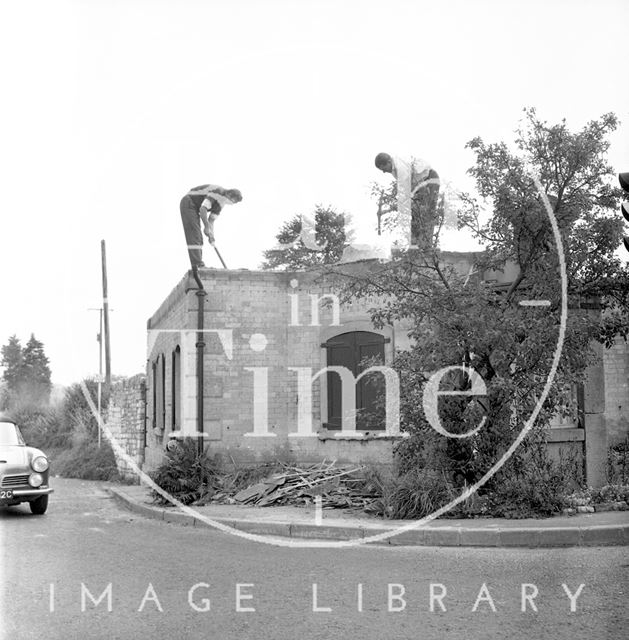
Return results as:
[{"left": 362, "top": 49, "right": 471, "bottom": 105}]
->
[{"left": 1, "top": 478, "right": 627, "bottom": 640}]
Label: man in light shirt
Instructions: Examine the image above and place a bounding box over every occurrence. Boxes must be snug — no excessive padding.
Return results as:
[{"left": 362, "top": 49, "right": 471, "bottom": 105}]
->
[
  {"left": 374, "top": 153, "right": 440, "bottom": 251},
  {"left": 180, "top": 184, "right": 242, "bottom": 270}
]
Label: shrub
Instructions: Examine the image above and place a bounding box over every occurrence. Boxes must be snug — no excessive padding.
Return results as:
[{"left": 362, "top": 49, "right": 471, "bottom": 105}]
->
[
  {"left": 150, "top": 439, "right": 221, "bottom": 505},
  {"left": 485, "top": 472, "right": 565, "bottom": 518},
  {"left": 595, "top": 484, "right": 629, "bottom": 504},
  {"left": 483, "top": 445, "right": 578, "bottom": 518},
  {"left": 366, "top": 467, "right": 456, "bottom": 519},
  {"left": 563, "top": 484, "right": 629, "bottom": 508},
  {"left": 7, "top": 404, "right": 71, "bottom": 449},
  {"left": 53, "top": 437, "right": 120, "bottom": 481},
  {"left": 607, "top": 438, "right": 629, "bottom": 485},
  {"left": 381, "top": 430, "right": 583, "bottom": 519},
  {"left": 61, "top": 380, "right": 110, "bottom": 439},
  {"left": 563, "top": 488, "right": 594, "bottom": 508}
]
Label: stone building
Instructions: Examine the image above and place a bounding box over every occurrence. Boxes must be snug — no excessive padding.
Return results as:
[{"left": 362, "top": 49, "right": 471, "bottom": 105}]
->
[{"left": 105, "top": 253, "right": 628, "bottom": 487}]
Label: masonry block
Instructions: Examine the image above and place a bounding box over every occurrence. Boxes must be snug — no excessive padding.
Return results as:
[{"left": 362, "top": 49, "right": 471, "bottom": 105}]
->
[
  {"left": 204, "top": 376, "right": 224, "bottom": 397},
  {"left": 538, "top": 527, "right": 581, "bottom": 547},
  {"left": 387, "top": 527, "right": 426, "bottom": 546},
  {"left": 580, "top": 525, "right": 626, "bottom": 546},
  {"left": 584, "top": 341, "right": 605, "bottom": 414},
  {"left": 585, "top": 413, "right": 608, "bottom": 488},
  {"left": 498, "top": 528, "right": 540, "bottom": 548},
  {"left": 290, "top": 523, "right": 364, "bottom": 541},
  {"left": 422, "top": 527, "right": 461, "bottom": 547},
  {"left": 204, "top": 419, "right": 222, "bottom": 441},
  {"left": 204, "top": 292, "right": 226, "bottom": 312},
  {"left": 459, "top": 528, "right": 499, "bottom": 547}
]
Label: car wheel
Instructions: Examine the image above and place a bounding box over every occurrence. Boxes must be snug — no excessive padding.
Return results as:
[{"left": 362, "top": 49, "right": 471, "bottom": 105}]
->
[{"left": 30, "top": 495, "right": 49, "bottom": 515}]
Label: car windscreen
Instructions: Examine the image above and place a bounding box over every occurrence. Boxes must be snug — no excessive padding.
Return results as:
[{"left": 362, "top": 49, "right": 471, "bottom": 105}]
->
[{"left": 0, "top": 421, "right": 24, "bottom": 445}]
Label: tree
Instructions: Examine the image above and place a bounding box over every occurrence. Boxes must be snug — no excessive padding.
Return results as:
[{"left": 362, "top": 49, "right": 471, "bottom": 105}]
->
[
  {"left": 260, "top": 205, "right": 354, "bottom": 270},
  {"left": 335, "top": 109, "right": 628, "bottom": 512},
  {"left": 460, "top": 109, "right": 627, "bottom": 329},
  {"left": 0, "top": 334, "right": 53, "bottom": 407},
  {"left": 1, "top": 335, "right": 24, "bottom": 393},
  {"left": 21, "top": 334, "right": 52, "bottom": 402}
]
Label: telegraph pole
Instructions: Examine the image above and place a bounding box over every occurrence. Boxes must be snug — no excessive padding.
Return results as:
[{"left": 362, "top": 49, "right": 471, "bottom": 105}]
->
[
  {"left": 101, "top": 240, "right": 112, "bottom": 385},
  {"left": 97, "top": 308, "right": 103, "bottom": 447},
  {"left": 88, "top": 307, "right": 104, "bottom": 448}
]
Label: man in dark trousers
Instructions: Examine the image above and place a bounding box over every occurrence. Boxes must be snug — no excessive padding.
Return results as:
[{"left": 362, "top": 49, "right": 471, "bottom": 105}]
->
[
  {"left": 180, "top": 184, "right": 242, "bottom": 270},
  {"left": 374, "top": 153, "right": 440, "bottom": 251}
]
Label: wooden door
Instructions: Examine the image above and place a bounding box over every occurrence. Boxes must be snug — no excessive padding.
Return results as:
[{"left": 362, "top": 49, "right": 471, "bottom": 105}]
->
[{"left": 324, "top": 331, "right": 386, "bottom": 430}]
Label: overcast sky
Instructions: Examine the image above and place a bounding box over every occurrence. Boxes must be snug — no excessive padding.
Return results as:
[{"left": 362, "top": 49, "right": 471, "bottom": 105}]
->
[{"left": 1, "top": 0, "right": 627, "bottom": 386}]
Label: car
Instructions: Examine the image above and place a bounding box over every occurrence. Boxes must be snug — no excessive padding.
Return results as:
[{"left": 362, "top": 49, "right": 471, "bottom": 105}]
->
[{"left": 0, "top": 417, "right": 53, "bottom": 515}]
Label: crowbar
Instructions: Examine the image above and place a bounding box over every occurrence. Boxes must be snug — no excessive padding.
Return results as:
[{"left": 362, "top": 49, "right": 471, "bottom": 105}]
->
[{"left": 210, "top": 242, "right": 228, "bottom": 269}]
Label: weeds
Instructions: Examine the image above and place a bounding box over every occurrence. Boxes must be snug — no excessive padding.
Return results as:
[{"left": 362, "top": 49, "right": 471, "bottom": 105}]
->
[
  {"left": 52, "top": 438, "right": 120, "bottom": 482},
  {"left": 607, "top": 437, "right": 629, "bottom": 484},
  {"left": 150, "top": 439, "right": 221, "bottom": 505}
]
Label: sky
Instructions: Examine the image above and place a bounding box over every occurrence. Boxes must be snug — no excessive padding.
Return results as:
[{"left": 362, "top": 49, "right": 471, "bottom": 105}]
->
[{"left": 0, "top": 0, "right": 627, "bottom": 386}]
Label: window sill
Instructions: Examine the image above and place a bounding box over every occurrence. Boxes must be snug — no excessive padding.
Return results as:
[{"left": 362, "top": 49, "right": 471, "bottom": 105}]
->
[{"left": 317, "top": 429, "right": 407, "bottom": 442}]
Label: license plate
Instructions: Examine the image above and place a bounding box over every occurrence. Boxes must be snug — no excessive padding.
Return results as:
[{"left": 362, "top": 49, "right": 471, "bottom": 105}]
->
[{"left": 0, "top": 489, "right": 14, "bottom": 500}]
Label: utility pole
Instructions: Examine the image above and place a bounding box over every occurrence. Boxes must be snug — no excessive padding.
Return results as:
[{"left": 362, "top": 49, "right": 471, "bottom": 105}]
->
[
  {"left": 88, "top": 307, "right": 104, "bottom": 448},
  {"left": 101, "top": 240, "right": 112, "bottom": 385},
  {"left": 97, "top": 308, "right": 103, "bottom": 448}
]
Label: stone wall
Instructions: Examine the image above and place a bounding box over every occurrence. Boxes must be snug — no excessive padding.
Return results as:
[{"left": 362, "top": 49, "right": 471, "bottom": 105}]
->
[
  {"left": 142, "top": 260, "right": 628, "bottom": 486},
  {"left": 105, "top": 374, "right": 146, "bottom": 481},
  {"left": 145, "top": 276, "right": 191, "bottom": 467},
  {"left": 603, "top": 336, "right": 629, "bottom": 445},
  {"left": 143, "top": 265, "right": 415, "bottom": 471}
]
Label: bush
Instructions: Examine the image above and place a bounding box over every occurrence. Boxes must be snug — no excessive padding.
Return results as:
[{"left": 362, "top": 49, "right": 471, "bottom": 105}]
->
[
  {"left": 52, "top": 437, "right": 120, "bottom": 481},
  {"left": 7, "top": 404, "right": 72, "bottom": 449},
  {"left": 372, "top": 431, "right": 583, "bottom": 519},
  {"left": 563, "top": 488, "right": 594, "bottom": 508},
  {"left": 150, "top": 439, "right": 221, "bottom": 505},
  {"left": 365, "top": 467, "right": 455, "bottom": 519},
  {"left": 607, "top": 438, "right": 629, "bottom": 485},
  {"left": 483, "top": 444, "right": 579, "bottom": 518},
  {"left": 61, "top": 380, "right": 110, "bottom": 439},
  {"left": 485, "top": 473, "right": 565, "bottom": 518},
  {"left": 563, "top": 484, "right": 629, "bottom": 508},
  {"left": 595, "top": 484, "right": 629, "bottom": 503}
]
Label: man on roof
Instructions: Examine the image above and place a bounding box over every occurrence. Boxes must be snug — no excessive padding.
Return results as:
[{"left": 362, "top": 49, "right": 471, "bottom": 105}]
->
[{"left": 180, "top": 184, "right": 242, "bottom": 270}]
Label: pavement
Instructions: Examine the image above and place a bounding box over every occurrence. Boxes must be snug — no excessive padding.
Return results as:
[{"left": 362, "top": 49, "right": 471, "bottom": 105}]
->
[
  {"left": 8, "top": 478, "right": 629, "bottom": 640},
  {"left": 109, "top": 482, "right": 629, "bottom": 547}
]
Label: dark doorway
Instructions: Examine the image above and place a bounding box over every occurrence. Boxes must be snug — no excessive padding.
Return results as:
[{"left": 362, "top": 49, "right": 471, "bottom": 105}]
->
[{"left": 324, "top": 331, "right": 387, "bottom": 430}]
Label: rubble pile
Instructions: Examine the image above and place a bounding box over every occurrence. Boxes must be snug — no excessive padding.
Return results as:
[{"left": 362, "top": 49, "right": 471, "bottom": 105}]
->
[{"left": 217, "top": 460, "right": 381, "bottom": 510}]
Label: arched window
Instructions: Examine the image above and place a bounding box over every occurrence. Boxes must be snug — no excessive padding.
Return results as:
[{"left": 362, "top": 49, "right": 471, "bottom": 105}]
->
[
  {"left": 323, "top": 331, "right": 387, "bottom": 430},
  {"left": 151, "top": 361, "right": 157, "bottom": 430},
  {"left": 155, "top": 354, "right": 166, "bottom": 432},
  {"left": 160, "top": 355, "right": 166, "bottom": 430},
  {"left": 171, "top": 346, "right": 181, "bottom": 430}
]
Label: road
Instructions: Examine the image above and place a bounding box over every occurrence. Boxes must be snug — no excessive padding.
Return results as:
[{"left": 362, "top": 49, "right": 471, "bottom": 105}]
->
[{"left": 1, "top": 478, "right": 627, "bottom": 640}]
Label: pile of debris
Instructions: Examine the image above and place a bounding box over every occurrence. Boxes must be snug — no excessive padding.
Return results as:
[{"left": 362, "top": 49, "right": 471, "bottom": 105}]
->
[{"left": 218, "top": 460, "right": 381, "bottom": 510}]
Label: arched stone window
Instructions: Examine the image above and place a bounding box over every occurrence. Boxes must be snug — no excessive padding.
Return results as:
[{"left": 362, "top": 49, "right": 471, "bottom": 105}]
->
[
  {"left": 160, "top": 355, "right": 166, "bottom": 430},
  {"left": 155, "top": 354, "right": 166, "bottom": 432},
  {"left": 171, "top": 346, "right": 181, "bottom": 430},
  {"left": 151, "top": 361, "right": 157, "bottom": 430},
  {"left": 323, "top": 331, "right": 389, "bottom": 430}
]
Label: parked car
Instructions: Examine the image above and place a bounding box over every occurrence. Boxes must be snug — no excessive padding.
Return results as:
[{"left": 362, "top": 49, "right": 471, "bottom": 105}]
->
[{"left": 0, "top": 417, "right": 53, "bottom": 515}]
